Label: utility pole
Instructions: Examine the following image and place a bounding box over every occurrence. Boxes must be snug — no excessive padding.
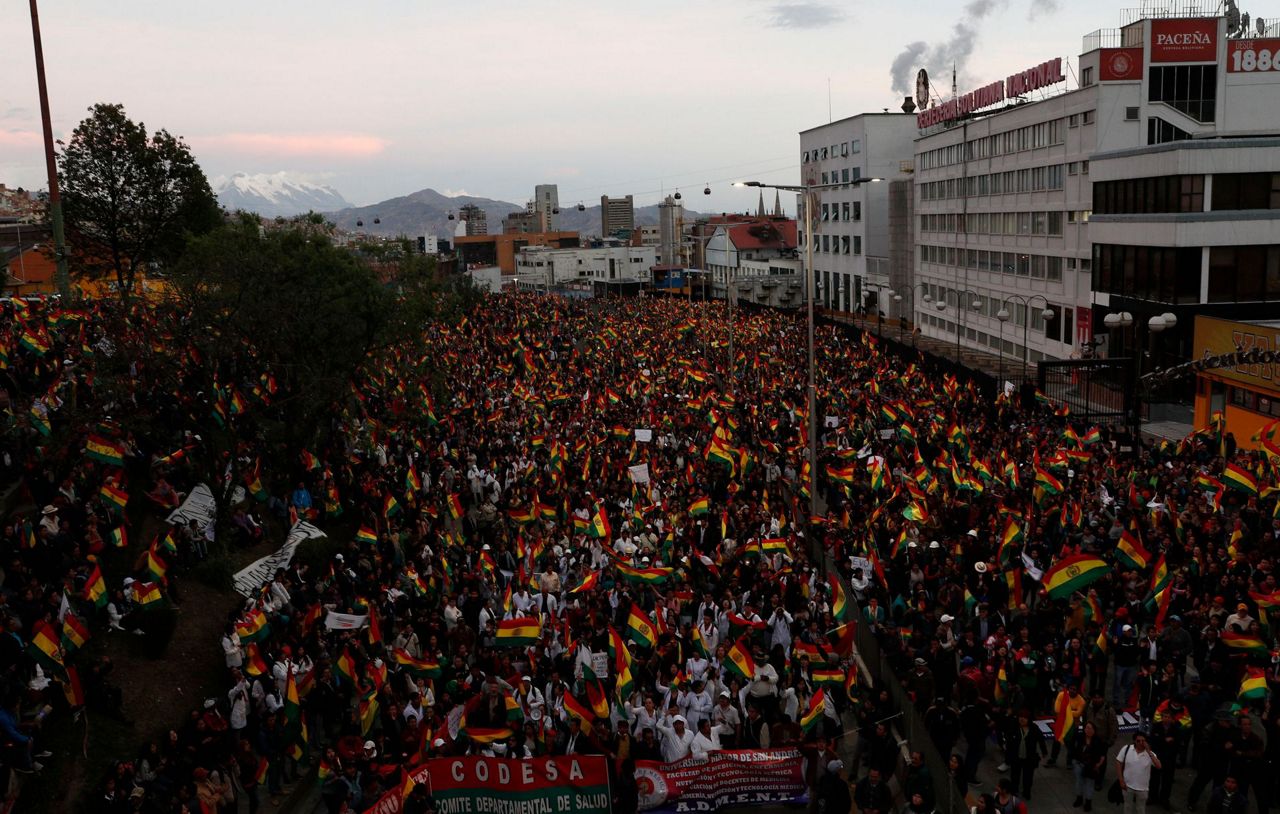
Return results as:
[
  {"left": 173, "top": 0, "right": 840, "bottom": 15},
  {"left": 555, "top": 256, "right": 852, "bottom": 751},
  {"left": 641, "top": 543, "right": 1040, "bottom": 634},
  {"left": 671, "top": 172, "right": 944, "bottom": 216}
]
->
[{"left": 29, "top": 0, "right": 71, "bottom": 299}]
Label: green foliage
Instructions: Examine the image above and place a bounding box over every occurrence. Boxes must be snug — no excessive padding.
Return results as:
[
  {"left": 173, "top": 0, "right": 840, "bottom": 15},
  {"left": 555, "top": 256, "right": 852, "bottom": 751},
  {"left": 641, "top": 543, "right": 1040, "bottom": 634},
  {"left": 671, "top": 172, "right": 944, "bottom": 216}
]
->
[
  {"left": 189, "top": 557, "right": 236, "bottom": 592},
  {"left": 58, "top": 103, "right": 221, "bottom": 300}
]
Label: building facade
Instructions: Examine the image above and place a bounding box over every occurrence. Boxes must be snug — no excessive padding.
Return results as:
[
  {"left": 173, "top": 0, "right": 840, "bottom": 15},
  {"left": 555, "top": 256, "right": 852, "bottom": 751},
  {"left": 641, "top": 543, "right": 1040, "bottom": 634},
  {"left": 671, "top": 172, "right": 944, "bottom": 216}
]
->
[
  {"left": 912, "top": 8, "right": 1280, "bottom": 380},
  {"left": 513, "top": 243, "right": 658, "bottom": 288},
  {"left": 702, "top": 215, "right": 799, "bottom": 301},
  {"left": 458, "top": 203, "right": 488, "bottom": 236},
  {"left": 799, "top": 113, "right": 917, "bottom": 316},
  {"left": 657, "top": 196, "right": 684, "bottom": 267},
  {"left": 534, "top": 184, "right": 560, "bottom": 232},
  {"left": 601, "top": 195, "right": 635, "bottom": 237},
  {"left": 1191, "top": 315, "right": 1280, "bottom": 447}
]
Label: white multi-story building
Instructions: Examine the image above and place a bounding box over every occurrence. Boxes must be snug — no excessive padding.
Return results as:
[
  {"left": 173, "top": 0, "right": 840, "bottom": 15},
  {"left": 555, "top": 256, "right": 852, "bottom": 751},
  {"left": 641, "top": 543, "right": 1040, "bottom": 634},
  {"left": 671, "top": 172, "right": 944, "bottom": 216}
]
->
[
  {"left": 799, "top": 113, "right": 918, "bottom": 315},
  {"left": 513, "top": 243, "right": 658, "bottom": 288},
  {"left": 912, "top": 5, "right": 1280, "bottom": 377},
  {"left": 703, "top": 215, "right": 799, "bottom": 297}
]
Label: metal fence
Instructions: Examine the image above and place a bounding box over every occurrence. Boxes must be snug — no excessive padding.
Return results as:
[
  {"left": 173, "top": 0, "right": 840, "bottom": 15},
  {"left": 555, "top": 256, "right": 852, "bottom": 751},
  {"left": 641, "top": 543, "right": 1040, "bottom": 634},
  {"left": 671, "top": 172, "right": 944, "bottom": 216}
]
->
[{"left": 1037, "top": 357, "right": 1135, "bottom": 425}]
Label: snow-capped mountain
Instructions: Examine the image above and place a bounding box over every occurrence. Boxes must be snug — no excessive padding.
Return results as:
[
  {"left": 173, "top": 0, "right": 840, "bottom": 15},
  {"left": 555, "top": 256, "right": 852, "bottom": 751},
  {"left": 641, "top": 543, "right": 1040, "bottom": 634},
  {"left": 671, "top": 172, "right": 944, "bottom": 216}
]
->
[{"left": 215, "top": 172, "right": 352, "bottom": 218}]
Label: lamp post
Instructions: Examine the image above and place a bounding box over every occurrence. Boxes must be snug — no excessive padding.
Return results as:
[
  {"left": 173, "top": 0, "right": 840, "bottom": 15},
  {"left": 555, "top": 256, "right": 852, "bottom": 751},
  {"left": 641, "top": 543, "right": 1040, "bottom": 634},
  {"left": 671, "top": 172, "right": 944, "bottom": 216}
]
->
[
  {"left": 950, "top": 288, "right": 984, "bottom": 366},
  {"left": 996, "top": 307, "right": 1009, "bottom": 388},
  {"left": 1104, "top": 310, "right": 1137, "bottom": 446},
  {"left": 736, "top": 177, "right": 883, "bottom": 524},
  {"left": 913, "top": 282, "right": 935, "bottom": 349},
  {"left": 864, "top": 281, "right": 898, "bottom": 340},
  {"left": 1001, "top": 294, "right": 1055, "bottom": 384}
]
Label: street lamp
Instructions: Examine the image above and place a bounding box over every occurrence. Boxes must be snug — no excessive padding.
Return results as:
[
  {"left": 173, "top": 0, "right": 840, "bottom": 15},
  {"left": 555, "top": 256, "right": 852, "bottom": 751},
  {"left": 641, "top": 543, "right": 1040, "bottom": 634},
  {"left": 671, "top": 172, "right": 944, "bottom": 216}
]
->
[
  {"left": 996, "top": 307, "right": 1010, "bottom": 387},
  {"left": 736, "top": 177, "right": 883, "bottom": 526},
  {"left": 864, "top": 281, "right": 897, "bottom": 339},
  {"left": 949, "top": 288, "right": 984, "bottom": 365},
  {"left": 28, "top": 0, "right": 70, "bottom": 298},
  {"left": 1002, "top": 294, "right": 1055, "bottom": 384}
]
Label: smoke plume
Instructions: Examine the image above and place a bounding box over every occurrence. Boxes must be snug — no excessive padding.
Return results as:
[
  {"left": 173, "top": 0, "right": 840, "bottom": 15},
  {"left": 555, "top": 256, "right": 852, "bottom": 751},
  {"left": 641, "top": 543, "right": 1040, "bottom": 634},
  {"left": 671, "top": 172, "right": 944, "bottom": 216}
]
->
[
  {"left": 889, "top": 0, "right": 1005, "bottom": 99},
  {"left": 1028, "top": 0, "right": 1060, "bottom": 20}
]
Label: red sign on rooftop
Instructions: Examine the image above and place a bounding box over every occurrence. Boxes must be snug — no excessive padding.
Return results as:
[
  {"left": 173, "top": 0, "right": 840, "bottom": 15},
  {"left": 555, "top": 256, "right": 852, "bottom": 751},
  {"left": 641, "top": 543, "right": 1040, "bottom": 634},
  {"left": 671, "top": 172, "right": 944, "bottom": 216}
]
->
[{"left": 1151, "top": 17, "right": 1218, "bottom": 63}]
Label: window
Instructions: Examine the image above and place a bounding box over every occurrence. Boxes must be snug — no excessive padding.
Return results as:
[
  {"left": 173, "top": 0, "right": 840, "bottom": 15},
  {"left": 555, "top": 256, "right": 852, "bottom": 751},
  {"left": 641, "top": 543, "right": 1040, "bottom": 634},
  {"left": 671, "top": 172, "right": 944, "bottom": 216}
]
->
[
  {"left": 853, "top": 236, "right": 862, "bottom": 255},
  {"left": 1081, "top": 161, "right": 1090, "bottom": 175},
  {"left": 1082, "top": 67, "right": 1094, "bottom": 86},
  {"left": 851, "top": 139, "right": 862, "bottom": 153},
  {"left": 821, "top": 172, "right": 828, "bottom": 184},
  {"left": 1148, "top": 116, "right": 1193, "bottom": 145},
  {"left": 1126, "top": 106, "right": 1140, "bottom": 121},
  {"left": 842, "top": 202, "right": 851, "bottom": 221},
  {"left": 1093, "top": 243, "right": 1203, "bottom": 303},
  {"left": 1082, "top": 110, "right": 1095, "bottom": 125},
  {"left": 821, "top": 147, "right": 828, "bottom": 159},
  {"left": 1211, "top": 173, "right": 1280, "bottom": 211},
  {"left": 821, "top": 235, "right": 829, "bottom": 253},
  {"left": 1148, "top": 64, "right": 1218, "bottom": 123},
  {"left": 842, "top": 168, "right": 850, "bottom": 183},
  {"left": 1069, "top": 114, "right": 1079, "bottom": 128},
  {"left": 1208, "top": 246, "right": 1280, "bottom": 302},
  {"left": 803, "top": 151, "right": 810, "bottom": 163},
  {"left": 821, "top": 203, "right": 830, "bottom": 221},
  {"left": 853, "top": 202, "right": 862, "bottom": 221},
  {"left": 841, "top": 236, "right": 850, "bottom": 255}
]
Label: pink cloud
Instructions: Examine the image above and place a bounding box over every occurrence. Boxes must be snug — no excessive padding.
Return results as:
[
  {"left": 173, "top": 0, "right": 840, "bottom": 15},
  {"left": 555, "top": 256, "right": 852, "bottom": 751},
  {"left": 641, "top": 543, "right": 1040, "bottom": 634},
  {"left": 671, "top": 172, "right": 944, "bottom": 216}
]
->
[
  {"left": 198, "top": 132, "right": 388, "bottom": 158},
  {"left": 0, "top": 130, "right": 43, "bottom": 148}
]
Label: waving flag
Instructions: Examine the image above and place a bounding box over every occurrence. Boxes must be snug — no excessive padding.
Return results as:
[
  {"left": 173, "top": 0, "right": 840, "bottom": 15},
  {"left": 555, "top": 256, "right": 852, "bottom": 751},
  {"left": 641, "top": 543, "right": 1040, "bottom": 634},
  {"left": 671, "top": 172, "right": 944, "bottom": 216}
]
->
[
  {"left": 1043, "top": 555, "right": 1110, "bottom": 600},
  {"left": 1115, "top": 530, "right": 1151, "bottom": 570},
  {"left": 495, "top": 617, "right": 541, "bottom": 647},
  {"left": 626, "top": 604, "right": 658, "bottom": 649},
  {"left": 723, "top": 636, "right": 757, "bottom": 680},
  {"left": 1224, "top": 462, "right": 1259, "bottom": 495},
  {"left": 800, "top": 688, "right": 825, "bottom": 733}
]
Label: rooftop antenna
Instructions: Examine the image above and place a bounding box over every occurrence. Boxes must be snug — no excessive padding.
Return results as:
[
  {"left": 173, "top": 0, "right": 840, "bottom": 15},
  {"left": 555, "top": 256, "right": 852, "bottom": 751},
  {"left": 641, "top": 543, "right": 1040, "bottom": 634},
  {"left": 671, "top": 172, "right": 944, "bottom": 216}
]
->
[{"left": 952, "top": 62, "right": 958, "bottom": 97}]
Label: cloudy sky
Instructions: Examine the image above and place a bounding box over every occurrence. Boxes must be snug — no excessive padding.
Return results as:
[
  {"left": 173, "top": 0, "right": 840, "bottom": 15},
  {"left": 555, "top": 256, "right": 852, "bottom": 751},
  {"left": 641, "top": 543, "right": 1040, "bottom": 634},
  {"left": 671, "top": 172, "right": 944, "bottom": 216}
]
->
[{"left": 4, "top": 0, "right": 1124, "bottom": 212}]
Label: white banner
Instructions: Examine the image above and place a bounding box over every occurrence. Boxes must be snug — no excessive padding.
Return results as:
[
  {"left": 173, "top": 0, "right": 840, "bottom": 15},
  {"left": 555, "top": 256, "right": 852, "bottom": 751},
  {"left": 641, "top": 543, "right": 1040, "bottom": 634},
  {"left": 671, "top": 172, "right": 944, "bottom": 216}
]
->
[
  {"left": 233, "top": 521, "right": 327, "bottom": 597},
  {"left": 628, "top": 464, "right": 651, "bottom": 484},
  {"left": 167, "top": 483, "right": 247, "bottom": 528},
  {"left": 634, "top": 429, "right": 653, "bottom": 443},
  {"left": 324, "top": 611, "right": 369, "bottom": 631}
]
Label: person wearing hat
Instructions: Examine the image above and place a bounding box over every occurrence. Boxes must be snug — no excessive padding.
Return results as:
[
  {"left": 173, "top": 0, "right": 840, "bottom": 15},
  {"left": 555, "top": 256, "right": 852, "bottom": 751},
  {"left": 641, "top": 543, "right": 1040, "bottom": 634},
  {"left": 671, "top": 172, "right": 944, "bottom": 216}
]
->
[
  {"left": 656, "top": 712, "right": 695, "bottom": 762},
  {"left": 690, "top": 717, "right": 731, "bottom": 760},
  {"left": 710, "top": 690, "right": 740, "bottom": 746},
  {"left": 818, "top": 759, "right": 851, "bottom": 814},
  {"left": 1225, "top": 603, "right": 1253, "bottom": 633}
]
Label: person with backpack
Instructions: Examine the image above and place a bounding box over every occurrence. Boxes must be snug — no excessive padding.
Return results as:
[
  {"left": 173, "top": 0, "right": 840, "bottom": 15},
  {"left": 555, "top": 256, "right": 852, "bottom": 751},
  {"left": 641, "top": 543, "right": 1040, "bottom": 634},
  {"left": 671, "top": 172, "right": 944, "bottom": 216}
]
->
[{"left": 1116, "top": 732, "right": 1163, "bottom": 814}]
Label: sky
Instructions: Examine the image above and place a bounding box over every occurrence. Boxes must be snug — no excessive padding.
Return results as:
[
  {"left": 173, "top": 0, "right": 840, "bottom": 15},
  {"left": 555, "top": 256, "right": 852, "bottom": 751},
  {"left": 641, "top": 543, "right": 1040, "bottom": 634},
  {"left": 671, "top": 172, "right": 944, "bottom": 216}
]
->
[{"left": 3, "top": 0, "right": 1132, "bottom": 213}]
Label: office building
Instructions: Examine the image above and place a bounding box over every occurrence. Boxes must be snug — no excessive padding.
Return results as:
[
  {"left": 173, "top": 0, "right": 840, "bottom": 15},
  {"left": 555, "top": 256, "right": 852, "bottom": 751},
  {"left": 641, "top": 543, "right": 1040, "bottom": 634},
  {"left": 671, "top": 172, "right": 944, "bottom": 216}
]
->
[
  {"left": 458, "top": 203, "right": 488, "bottom": 236},
  {"left": 799, "top": 113, "right": 917, "bottom": 315},
  {"left": 912, "top": 6, "right": 1280, "bottom": 381},
  {"left": 455, "top": 231, "right": 580, "bottom": 274},
  {"left": 601, "top": 195, "right": 635, "bottom": 237},
  {"left": 514, "top": 242, "right": 658, "bottom": 288},
  {"left": 702, "top": 214, "right": 800, "bottom": 302},
  {"left": 535, "top": 184, "right": 560, "bottom": 232}
]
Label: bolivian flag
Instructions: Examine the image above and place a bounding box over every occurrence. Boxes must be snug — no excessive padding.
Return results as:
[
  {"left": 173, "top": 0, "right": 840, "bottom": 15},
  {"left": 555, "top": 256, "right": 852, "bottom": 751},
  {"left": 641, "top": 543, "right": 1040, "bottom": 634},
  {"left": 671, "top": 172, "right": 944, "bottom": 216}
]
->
[
  {"left": 447, "top": 493, "right": 464, "bottom": 520},
  {"left": 61, "top": 614, "right": 90, "bottom": 652},
  {"left": 587, "top": 503, "right": 612, "bottom": 539},
  {"left": 569, "top": 570, "right": 600, "bottom": 594},
  {"left": 829, "top": 574, "right": 850, "bottom": 622},
  {"left": 134, "top": 581, "right": 163, "bottom": 607},
  {"left": 800, "top": 688, "right": 825, "bottom": 732},
  {"left": 244, "top": 643, "right": 269, "bottom": 676},
  {"left": 359, "top": 685, "right": 380, "bottom": 735},
  {"left": 1224, "top": 462, "right": 1260, "bottom": 496},
  {"left": 825, "top": 463, "right": 856, "bottom": 486},
  {"left": 236, "top": 608, "right": 271, "bottom": 642},
  {"left": 1115, "top": 531, "right": 1151, "bottom": 570},
  {"left": 1043, "top": 554, "right": 1110, "bottom": 600},
  {"left": 1239, "top": 667, "right": 1268, "bottom": 701},
  {"left": 495, "top": 617, "right": 541, "bottom": 647},
  {"left": 761, "top": 538, "right": 791, "bottom": 556},
  {"left": 1035, "top": 467, "right": 1064, "bottom": 495},
  {"left": 355, "top": 525, "right": 377, "bottom": 545},
  {"left": 1051, "top": 688, "right": 1080, "bottom": 742},
  {"left": 626, "top": 604, "right": 658, "bottom": 649},
  {"left": 86, "top": 435, "right": 126, "bottom": 467},
  {"left": 84, "top": 564, "right": 108, "bottom": 608},
  {"left": 28, "top": 620, "right": 65, "bottom": 676},
  {"left": 100, "top": 483, "right": 129, "bottom": 513},
  {"left": 506, "top": 505, "right": 537, "bottom": 524},
  {"left": 688, "top": 497, "right": 711, "bottom": 517},
  {"left": 723, "top": 636, "right": 756, "bottom": 680},
  {"left": 1222, "top": 630, "right": 1269, "bottom": 655},
  {"left": 615, "top": 562, "right": 672, "bottom": 585},
  {"left": 563, "top": 693, "right": 595, "bottom": 735},
  {"left": 812, "top": 668, "right": 844, "bottom": 686},
  {"left": 110, "top": 526, "right": 128, "bottom": 549}
]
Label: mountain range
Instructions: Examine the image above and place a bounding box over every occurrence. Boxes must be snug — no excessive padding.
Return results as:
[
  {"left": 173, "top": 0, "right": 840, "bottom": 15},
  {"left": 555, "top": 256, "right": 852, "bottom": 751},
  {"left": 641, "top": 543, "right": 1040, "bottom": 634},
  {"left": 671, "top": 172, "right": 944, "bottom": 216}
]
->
[{"left": 215, "top": 172, "right": 352, "bottom": 218}]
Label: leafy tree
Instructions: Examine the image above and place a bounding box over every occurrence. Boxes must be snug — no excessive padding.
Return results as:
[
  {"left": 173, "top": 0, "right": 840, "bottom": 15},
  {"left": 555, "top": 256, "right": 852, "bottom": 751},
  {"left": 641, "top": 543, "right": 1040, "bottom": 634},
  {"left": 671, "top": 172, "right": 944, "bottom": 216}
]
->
[{"left": 58, "top": 103, "right": 221, "bottom": 300}]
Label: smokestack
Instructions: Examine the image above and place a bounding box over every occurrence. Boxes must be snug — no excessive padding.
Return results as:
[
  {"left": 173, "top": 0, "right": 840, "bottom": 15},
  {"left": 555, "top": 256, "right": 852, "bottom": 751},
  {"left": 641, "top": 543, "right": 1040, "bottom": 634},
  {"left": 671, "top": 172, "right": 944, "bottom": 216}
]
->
[{"left": 901, "top": 96, "right": 917, "bottom": 114}]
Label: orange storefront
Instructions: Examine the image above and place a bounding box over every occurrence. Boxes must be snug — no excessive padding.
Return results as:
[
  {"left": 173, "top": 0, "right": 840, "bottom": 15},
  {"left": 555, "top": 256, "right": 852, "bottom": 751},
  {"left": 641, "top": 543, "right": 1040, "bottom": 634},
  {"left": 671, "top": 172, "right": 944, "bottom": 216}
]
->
[{"left": 1192, "top": 315, "right": 1280, "bottom": 448}]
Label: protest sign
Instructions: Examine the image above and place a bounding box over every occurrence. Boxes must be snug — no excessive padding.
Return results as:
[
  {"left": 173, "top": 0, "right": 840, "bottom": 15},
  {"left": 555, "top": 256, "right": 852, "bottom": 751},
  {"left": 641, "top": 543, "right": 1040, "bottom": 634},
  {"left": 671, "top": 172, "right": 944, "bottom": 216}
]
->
[
  {"left": 636, "top": 749, "right": 805, "bottom": 812},
  {"left": 324, "top": 611, "right": 368, "bottom": 631},
  {"left": 628, "top": 464, "right": 651, "bottom": 484},
  {"left": 363, "top": 755, "right": 610, "bottom": 814},
  {"left": 232, "top": 521, "right": 326, "bottom": 597},
  {"left": 167, "top": 483, "right": 246, "bottom": 528}
]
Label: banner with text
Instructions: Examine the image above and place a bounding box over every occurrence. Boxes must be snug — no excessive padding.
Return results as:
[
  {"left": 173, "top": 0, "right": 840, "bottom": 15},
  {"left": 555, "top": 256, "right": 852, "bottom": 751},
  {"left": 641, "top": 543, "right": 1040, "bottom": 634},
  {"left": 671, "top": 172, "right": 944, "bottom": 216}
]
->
[
  {"left": 233, "top": 521, "right": 326, "bottom": 597},
  {"left": 636, "top": 749, "right": 806, "bottom": 813},
  {"left": 363, "top": 756, "right": 610, "bottom": 814}
]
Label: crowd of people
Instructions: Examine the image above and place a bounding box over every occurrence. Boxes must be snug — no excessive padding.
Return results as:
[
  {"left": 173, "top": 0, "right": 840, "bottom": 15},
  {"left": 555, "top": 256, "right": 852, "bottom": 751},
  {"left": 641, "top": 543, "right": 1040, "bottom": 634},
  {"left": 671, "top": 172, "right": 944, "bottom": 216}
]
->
[{"left": 2, "top": 290, "right": 1279, "bottom": 814}]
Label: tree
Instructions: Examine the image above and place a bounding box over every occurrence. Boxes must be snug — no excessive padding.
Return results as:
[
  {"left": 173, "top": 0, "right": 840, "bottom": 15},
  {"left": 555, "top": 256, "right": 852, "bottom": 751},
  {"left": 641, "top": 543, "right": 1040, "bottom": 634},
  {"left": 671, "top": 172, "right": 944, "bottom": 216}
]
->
[{"left": 58, "top": 103, "right": 221, "bottom": 300}]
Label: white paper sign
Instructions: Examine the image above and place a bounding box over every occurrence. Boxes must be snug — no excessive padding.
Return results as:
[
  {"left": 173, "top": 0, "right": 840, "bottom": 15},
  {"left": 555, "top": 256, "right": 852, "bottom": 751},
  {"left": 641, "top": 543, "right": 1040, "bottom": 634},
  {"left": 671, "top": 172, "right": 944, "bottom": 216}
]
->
[
  {"left": 628, "top": 464, "right": 651, "bottom": 484},
  {"left": 324, "top": 611, "right": 369, "bottom": 631},
  {"left": 232, "top": 521, "right": 328, "bottom": 597},
  {"left": 1021, "top": 553, "right": 1044, "bottom": 582},
  {"left": 824, "top": 416, "right": 840, "bottom": 428},
  {"left": 849, "top": 556, "right": 872, "bottom": 574},
  {"left": 591, "top": 652, "right": 609, "bottom": 678},
  {"left": 634, "top": 429, "right": 653, "bottom": 443}
]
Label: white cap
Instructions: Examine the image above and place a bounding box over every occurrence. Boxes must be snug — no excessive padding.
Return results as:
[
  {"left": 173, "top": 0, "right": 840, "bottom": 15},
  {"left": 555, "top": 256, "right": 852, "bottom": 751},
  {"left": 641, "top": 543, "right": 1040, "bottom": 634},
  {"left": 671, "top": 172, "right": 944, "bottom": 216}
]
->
[
  {"left": 720, "top": 690, "right": 731, "bottom": 698},
  {"left": 672, "top": 715, "right": 687, "bottom": 725},
  {"left": 1122, "top": 624, "right": 1133, "bottom": 633},
  {"left": 828, "top": 759, "right": 845, "bottom": 773},
  {"left": 433, "top": 738, "right": 446, "bottom": 747},
  {"left": 363, "top": 740, "right": 376, "bottom": 751},
  {"left": 123, "top": 577, "right": 135, "bottom": 586},
  {"left": 939, "top": 615, "right": 954, "bottom": 624}
]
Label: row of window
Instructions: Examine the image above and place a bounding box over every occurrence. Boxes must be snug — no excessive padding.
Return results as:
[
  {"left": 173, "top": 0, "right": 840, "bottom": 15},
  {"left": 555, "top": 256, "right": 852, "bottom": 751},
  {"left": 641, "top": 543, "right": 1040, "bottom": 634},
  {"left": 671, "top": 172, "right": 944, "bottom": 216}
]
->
[
  {"left": 917, "top": 284, "right": 1076, "bottom": 344},
  {"left": 1092, "top": 244, "right": 1202, "bottom": 305},
  {"left": 1149, "top": 65, "right": 1217, "bottom": 123},
  {"left": 820, "top": 201, "right": 862, "bottom": 222},
  {"left": 919, "top": 164, "right": 1070, "bottom": 201},
  {"left": 819, "top": 167, "right": 862, "bottom": 186},
  {"left": 919, "top": 210, "right": 1067, "bottom": 237},
  {"left": 918, "top": 313, "right": 1060, "bottom": 364},
  {"left": 1094, "top": 173, "right": 1280, "bottom": 215},
  {"left": 918, "top": 115, "right": 1096, "bottom": 171},
  {"left": 1207, "top": 246, "right": 1280, "bottom": 302},
  {"left": 920, "top": 244, "right": 1067, "bottom": 282},
  {"left": 814, "top": 234, "right": 863, "bottom": 255},
  {"left": 1230, "top": 385, "right": 1280, "bottom": 419},
  {"left": 803, "top": 139, "right": 862, "bottom": 164}
]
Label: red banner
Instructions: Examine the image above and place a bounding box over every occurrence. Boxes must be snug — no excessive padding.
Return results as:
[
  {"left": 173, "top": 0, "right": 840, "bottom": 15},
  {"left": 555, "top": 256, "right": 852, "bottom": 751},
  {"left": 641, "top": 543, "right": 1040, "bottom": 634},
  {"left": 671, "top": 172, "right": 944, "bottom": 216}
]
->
[
  {"left": 363, "top": 756, "right": 610, "bottom": 814},
  {"left": 636, "top": 749, "right": 806, "bottom": 812},
  {"left": 1227, "top": 39, "right": 1280, "bottom": 72},
  {"left": 1151, "top": 18, "right": 1217, "bottom": 63},
  {"left": 1099, "top": 47, "right": 1144, "bottom": 81}
]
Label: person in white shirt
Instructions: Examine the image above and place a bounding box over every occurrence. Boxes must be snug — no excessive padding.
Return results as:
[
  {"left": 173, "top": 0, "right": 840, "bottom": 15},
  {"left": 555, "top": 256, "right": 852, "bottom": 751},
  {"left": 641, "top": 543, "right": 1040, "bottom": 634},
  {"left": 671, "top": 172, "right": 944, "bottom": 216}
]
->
[
  {"left": 656, "top": 714, "right": 696, "bottom": 762},
  {"left": 691, "top": 719, "right": 731, "bottom": 760},
  {"left": 443, "top": 597, "right": 462, "bottom": 631},
  {"left": 227, "top": 672, "right": 250, "bottom": 731},
  {"left": 710, "top": 691, "right": 740, "bottom": 745},
  {"left": 221, "top": 624, "right": 243, "bottom": 669},
  {"left": 684, "top": 681, "right": 713, "bottom": 728},
  {"left": 630, "top": 696, "right": 660, "bottom": 737},
  {"left": 685, "top": 653, "right": 710, "bottom": 683},
  {"left": 768, "top": 606, "right": 793, "bottom": 651},
  {"left": 1116, "top": 733, "right": 1162, "bottom": 814}
]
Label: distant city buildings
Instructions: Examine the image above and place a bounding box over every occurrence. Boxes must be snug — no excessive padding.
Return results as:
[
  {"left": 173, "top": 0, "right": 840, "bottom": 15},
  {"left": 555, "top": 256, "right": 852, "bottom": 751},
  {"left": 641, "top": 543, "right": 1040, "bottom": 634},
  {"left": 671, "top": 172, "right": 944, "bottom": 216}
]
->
[
  {"left": 657, "top": 195, "right": 684, "bottom": 267},
  {"left": 600, "top": 195, "right": 635, "bottom": 237},
  {"left": 535, "top": 184, "right": 560, "bottom": 232},
  {"left": 458, "top": 203, "right": 488, "bottom": 236}
]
